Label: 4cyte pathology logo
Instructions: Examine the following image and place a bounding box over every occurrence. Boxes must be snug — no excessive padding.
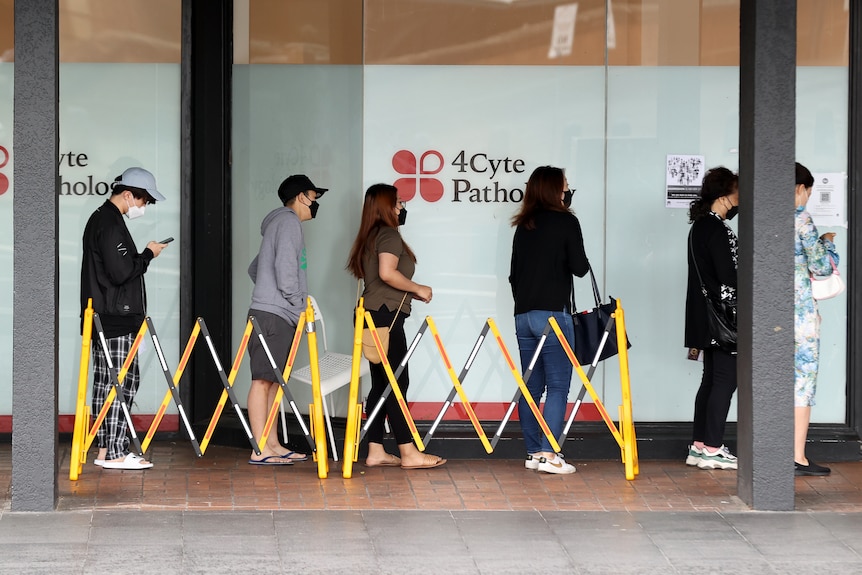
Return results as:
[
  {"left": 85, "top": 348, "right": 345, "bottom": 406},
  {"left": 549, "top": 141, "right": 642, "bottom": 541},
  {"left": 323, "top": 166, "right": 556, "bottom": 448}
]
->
[
  {"left": 392, "top": 150, "right": 444, "bottom": 202},
  {"left": 0, "top": 145, "right": 9, "bottom": 196},
  {"left": 392, "top": 149, "right": 527, "bottom": 203}
]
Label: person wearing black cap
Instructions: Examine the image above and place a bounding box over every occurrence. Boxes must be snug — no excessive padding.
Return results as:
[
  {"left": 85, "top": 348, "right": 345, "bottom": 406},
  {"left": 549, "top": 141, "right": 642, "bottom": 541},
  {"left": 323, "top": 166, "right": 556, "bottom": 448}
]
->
[
  {"left": 246, "top": 174, "right": 327, "bottom": 465},
  {"left": 80, "top": 166, "right": 170, "bottom": 470}
]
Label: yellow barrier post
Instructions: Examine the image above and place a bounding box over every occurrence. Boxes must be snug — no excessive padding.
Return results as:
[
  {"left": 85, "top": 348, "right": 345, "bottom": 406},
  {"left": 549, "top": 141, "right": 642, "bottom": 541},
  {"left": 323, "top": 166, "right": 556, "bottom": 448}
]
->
[
  {"left": 487, "top": 318, "right": 561, "bottom": 453},
  {"left": 70, "top": 299, "right": 94, "bottom": 481},
  {"left": 363, "top": 312, "right": 425, "bottom": 451},
  {"left": 304, "top": 299, "right": 329, "bottom": 478},
  {"left": 614, "top": 300, "right": 639, "bottom": 479},
  {"left": 342, "top": 298, "right": 366, "bottom": 479},
  {"left": 425, "top": 317, "right": 493, "bottom": 454}
]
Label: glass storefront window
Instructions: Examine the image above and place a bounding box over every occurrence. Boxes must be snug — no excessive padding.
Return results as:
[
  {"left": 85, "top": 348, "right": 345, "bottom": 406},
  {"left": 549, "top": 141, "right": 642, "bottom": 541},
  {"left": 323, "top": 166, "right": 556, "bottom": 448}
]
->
[
  {"left": 0, "top": 0, "right": 13, "bottom": 421},
  {"left": 232, "top": 0, "right": 364, "bottom": 413},
  {"left": 231, "top": 0, "right": 850, "bottom": 426},
  {"left": 55, "top": 0, "right": 182, "bottom": 426}
]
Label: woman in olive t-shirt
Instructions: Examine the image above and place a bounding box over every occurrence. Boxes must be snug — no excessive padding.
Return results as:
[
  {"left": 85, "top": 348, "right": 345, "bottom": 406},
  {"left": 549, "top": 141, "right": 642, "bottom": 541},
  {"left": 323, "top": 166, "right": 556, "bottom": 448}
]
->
[{"left": 346, "top": 183, "right": 446, "bottom": 470}]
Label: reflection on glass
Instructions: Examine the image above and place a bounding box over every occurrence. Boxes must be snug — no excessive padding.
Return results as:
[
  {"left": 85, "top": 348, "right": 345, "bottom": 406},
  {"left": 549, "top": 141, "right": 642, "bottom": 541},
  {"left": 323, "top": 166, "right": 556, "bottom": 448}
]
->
[
  {"left": 60, "top": 0, "right": 180, "bottom": 63},
  {"left": 365, "top": 0, "right": 606, "bottom": 65}
]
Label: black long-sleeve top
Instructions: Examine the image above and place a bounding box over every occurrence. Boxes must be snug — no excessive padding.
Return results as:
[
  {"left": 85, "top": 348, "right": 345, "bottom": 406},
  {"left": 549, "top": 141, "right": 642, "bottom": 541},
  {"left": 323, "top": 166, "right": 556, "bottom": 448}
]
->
[
  {"left": 684, "top": 212, "right": 738, "bottom": 349},
  {"left": 509, "top": 210, "right": 590, "bottom": 315},
  {"left": 80, "top": 200, "right": 153, "bottom": 338}
]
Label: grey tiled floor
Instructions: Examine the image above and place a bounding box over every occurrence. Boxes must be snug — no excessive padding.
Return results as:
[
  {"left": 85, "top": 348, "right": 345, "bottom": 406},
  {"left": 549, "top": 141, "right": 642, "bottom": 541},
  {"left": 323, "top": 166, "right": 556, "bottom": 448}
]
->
[{"left": 0, "top": 509, "right": 860, "bottom": 574}]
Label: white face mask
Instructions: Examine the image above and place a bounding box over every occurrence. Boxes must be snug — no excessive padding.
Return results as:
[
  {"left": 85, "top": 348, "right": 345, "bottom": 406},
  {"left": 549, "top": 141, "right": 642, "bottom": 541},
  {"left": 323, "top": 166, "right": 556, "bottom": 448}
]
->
[{"left": 125, "top": 197, "right": 146, "bottom": 220}]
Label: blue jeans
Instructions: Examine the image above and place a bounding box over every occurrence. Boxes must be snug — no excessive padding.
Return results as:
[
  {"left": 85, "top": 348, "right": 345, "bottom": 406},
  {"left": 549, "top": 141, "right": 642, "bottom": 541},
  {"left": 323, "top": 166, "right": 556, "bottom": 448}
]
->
[{"left": 515, "top": 310, "right": 574, "bottom": 455}]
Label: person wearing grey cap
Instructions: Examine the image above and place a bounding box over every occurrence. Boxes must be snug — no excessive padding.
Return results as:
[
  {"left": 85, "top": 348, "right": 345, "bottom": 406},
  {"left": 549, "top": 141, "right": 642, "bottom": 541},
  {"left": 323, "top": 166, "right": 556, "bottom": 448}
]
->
[
  {"left": 246, "top": 174, "right": 326, "bottom": 465},
  {"left": 80, "top": 166, "right": 170, "bottom": 470}
]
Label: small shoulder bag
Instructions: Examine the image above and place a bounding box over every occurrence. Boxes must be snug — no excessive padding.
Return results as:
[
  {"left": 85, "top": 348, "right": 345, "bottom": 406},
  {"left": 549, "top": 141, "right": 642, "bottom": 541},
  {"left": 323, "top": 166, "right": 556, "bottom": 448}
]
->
[{"left": 689, "top": 230, "right": 737, "bottom": 352}]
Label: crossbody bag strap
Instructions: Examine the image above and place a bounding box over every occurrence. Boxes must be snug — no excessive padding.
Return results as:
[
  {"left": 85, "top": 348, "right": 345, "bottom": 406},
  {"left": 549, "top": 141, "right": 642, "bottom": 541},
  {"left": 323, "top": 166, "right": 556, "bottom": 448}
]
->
[
  {"left": 389, "top": 292, "right": 409, "bottom": 329},
  {"left": 688, "top": 228, "right": 711, "bottom": 299}
]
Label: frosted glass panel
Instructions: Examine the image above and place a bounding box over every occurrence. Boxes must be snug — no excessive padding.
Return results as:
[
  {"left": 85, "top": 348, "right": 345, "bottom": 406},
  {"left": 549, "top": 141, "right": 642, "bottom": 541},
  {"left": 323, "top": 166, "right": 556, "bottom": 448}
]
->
[
  {"left": 231, "top": 65, "right": 364, "bottom": 413},
  {"left": 58, "top": 64, "right": 182, "bottom": 415},
  {"left": 0, "top": 63, "right": 11, "bottom": 414}
]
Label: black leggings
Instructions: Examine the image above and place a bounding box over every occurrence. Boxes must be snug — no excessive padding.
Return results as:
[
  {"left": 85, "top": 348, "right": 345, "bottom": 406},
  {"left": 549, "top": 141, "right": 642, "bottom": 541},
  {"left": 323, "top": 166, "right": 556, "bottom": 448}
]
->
[
  {"left": 692, "top": 348, "right": 737, "bottom": 447},
  {"left": 365, "top": 306, "right": 413, "bottom": 445}
]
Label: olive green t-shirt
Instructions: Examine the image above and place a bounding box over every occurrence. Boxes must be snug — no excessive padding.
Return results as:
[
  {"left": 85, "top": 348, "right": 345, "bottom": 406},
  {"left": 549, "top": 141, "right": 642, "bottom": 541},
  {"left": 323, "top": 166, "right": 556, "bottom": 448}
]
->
[{"left": 363, "top": 226, "right": 414, "bottom": 315}]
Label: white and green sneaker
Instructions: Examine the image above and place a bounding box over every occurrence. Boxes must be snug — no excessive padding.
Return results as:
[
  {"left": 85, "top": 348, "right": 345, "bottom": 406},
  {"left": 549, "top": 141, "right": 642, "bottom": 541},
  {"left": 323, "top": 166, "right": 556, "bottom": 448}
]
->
[
  {"left": 685, "top": 444, "right": 702, "bottom": 466},
  {"left": 697, "top": 445, "right": 737, "bottom": 470}
]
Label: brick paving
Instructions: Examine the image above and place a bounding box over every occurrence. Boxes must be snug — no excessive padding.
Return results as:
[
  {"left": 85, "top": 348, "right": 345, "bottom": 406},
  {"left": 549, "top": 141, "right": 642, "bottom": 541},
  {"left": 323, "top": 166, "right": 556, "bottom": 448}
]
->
[{"left": 2, "top": 442, "right": 860, "bottom": 512}]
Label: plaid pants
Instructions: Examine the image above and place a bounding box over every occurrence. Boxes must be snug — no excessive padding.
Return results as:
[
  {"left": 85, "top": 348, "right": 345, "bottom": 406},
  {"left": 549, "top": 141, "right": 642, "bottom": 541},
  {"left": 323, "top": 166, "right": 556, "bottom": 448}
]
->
[{"left": 92, "top": 333, "right": 140, "bottom": 460}]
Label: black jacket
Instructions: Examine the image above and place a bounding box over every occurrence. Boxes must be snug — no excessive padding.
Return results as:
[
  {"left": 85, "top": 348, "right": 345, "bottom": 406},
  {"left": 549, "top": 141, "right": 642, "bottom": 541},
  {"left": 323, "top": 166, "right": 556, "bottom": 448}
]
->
[
  {"left": 80, "top": 200, "right": 153, "bottom": 338},
  {"left": 509, "top": 209, "right": 590, "bottom": 315},
  {"left": 684, "top": 212, "right": 738, "bottom": 349}
]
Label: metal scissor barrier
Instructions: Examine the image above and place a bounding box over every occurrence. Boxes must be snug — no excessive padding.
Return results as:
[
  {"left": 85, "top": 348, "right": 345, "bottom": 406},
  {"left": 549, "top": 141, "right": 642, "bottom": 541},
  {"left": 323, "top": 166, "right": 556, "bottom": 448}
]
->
[
  {"left": 71, "top": 301, "right": 200, "bottom": 480},
  {"left": 548, "top": 299, "right": 638, "bottom": 480},
  {"left": 72, "top": 296, "right": 636, "bottom": 482},
  {"left": 72, "top": 298, "right": 331, "bottom": 480},
  {"left": 481, "top": 301, "right": 638, "bottom": 479},
  {"left": 356, "top": 312, "right": 426, "bottom": 451}
]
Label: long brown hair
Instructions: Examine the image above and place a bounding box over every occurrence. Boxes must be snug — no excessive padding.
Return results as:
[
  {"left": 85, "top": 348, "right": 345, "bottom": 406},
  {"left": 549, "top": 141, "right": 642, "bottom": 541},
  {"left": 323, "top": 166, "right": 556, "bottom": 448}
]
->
[
  {"left": 346, "top": 183, "right": 417, "bottom": 279},
  {"left": 510, "top": 166, "right": 567, "bottom": 230}
]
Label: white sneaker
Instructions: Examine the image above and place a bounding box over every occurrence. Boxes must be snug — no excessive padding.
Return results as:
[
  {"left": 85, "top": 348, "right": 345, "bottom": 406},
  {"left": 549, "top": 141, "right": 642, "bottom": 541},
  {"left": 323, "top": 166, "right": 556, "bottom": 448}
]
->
[
  {"left": 538, "top": 454, "right": 576, "bottom": 474},
  {"left": 93, "top": 460, "right": 105, "bottom": 467},
  {"left": 525, "top": 454, "right": 541, "bottom": 470},
  {"left": 685, "top": 445, "right": 702, "bottom": 466},
  {"left": 697, "top": 445, "right": 737, "bottom": 470}
]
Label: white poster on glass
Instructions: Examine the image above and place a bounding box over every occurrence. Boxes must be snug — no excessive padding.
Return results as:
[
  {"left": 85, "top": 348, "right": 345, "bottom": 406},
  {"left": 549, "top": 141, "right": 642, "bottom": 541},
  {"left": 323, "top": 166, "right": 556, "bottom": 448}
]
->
[
  {"left": 665, "top": 154, "right": 705, "bottom": 208},
  {"left": 808, "top": 172, "right": 846, "bottom": 227}
]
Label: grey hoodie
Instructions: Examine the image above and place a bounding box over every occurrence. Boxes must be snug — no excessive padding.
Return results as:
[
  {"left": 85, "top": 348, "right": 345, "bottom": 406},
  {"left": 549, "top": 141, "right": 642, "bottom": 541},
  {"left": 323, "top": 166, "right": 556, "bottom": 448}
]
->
[{"left": 248, "top": 206, "right": 307, "bottom": 325}]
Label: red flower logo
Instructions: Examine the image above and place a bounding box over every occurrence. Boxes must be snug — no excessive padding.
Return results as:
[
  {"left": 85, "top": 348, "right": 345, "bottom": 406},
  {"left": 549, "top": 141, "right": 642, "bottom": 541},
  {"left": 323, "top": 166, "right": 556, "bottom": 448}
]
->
[
  {"left": 392, "top": 150, "right": 444, "bottom": 202},
  {"left": 0, "top": 146, "right": 8, "bottom": 196}
]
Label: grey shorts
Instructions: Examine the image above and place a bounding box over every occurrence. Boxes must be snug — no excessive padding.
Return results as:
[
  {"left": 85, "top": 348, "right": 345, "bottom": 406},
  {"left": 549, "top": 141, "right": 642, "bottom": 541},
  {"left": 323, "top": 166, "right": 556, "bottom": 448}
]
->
[{"left": 247, "top": 310, "right": 297, "bottom": 381}]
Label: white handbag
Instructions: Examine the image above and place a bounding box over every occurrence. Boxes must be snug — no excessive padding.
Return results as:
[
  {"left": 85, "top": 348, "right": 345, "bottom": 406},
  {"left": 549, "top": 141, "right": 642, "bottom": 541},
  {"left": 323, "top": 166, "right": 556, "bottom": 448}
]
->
[{"left": 811, "top": 258, "right": 845, "bottom": 301}]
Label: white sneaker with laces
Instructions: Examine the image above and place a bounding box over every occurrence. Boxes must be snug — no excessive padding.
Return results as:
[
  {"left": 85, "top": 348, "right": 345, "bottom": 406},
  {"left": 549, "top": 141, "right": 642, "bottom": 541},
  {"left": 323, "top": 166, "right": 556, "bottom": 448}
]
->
[
  {"left": 537, "top": 454, "right": 576, "bottom": 474},
  {"left": 525, "top": 454, "right": 541, "bottom": 470}
]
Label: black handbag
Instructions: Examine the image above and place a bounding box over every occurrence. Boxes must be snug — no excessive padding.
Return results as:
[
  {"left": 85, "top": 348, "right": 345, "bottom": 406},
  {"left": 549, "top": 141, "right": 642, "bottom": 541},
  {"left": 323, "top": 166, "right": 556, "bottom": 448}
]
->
[
  {"left": 689, "top": 230, "right": 737, "bottom": 352},
  {"left": 572, "top": 266, "right": 631, "bottom": 366}
]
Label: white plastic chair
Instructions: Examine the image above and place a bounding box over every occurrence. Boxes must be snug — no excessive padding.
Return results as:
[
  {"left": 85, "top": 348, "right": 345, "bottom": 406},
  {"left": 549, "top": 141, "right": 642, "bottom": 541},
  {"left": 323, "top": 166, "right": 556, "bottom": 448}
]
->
[{"left": 281, "top": 295, "right": 370, "bottom": 461}]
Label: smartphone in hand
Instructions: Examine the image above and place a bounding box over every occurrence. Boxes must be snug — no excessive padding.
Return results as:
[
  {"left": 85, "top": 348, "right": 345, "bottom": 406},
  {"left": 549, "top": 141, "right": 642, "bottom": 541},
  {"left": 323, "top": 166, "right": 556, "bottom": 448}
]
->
[{"left": 159, "top": 237, "right": 174, "bottom": 244}]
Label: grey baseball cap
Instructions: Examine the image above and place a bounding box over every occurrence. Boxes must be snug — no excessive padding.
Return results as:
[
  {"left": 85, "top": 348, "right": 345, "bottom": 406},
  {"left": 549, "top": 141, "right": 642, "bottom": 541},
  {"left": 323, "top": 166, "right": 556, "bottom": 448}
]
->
[{"left": 115, "top": 167, "right": 166, "bottom": 202}]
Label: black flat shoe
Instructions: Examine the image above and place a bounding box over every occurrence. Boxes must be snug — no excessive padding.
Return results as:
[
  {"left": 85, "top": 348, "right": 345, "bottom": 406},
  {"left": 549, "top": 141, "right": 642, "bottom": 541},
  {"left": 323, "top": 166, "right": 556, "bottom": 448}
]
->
[{"left": 794, "top": 460, "right": 831, "bottom": 476}]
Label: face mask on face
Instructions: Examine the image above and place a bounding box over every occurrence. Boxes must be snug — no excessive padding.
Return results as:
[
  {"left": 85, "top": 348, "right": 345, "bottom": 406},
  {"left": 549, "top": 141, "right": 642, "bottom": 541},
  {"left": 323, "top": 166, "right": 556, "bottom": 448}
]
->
[
  {"left": 562, "top": 189, "right": 573, "bottom": 208},
  {"left": 125, "top": 197, "right": 146, "bottom": 220},
  {"left": 725, "top": 206, "right": 738, "bottom": 220},
  {"left": 309, "top": 200, "right": 320, "bottom": 219},
  {"left": 398, "top": 207, "right": 407, "bottom": 226}
]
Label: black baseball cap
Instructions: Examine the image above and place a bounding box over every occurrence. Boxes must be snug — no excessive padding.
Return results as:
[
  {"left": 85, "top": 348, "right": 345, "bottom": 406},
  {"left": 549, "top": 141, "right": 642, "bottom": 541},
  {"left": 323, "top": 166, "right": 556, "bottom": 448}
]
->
[{"left": 277, "top": 174, "right": 328, "bottom": 203}]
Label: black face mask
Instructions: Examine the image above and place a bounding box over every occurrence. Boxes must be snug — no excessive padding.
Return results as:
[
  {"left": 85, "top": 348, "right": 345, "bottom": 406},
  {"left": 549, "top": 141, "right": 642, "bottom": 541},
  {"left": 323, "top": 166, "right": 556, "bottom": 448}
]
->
[
  {"left": 562, "top": 190, "right": 573, "bottom": 208},
  {"left": 398, "top": 208, "right": 407, "bottom": 226},
  {"left": 309, "top": 200, "right": 320, "bottom": 219},
  {"left": 725, "top": 206, "right": 738, "bottom": 220}
]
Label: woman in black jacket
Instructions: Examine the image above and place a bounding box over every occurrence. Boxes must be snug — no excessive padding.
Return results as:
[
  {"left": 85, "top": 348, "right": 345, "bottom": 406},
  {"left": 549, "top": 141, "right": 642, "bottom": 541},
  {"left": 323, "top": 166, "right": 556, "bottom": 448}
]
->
[
  {"left": 684, "top": 166, "right": 739, "bottom": 470},
  {"left": 509, "top": 166, "right": 589, "bottom": 474}
]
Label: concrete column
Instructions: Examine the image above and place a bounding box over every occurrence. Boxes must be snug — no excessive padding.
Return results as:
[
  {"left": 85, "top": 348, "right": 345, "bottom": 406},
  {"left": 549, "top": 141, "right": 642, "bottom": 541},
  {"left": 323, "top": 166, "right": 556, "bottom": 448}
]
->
[
  {"left": 12, "top": 0, "right": 60, "bottom": 510},
  {"left": 737, "top": 0, "right": 797, "bottom": 510}
]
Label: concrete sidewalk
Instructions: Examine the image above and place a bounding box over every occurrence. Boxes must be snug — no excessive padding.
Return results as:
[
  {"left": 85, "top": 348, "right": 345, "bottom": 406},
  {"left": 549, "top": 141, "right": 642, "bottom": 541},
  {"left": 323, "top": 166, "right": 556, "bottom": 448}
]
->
[
  {"left": 0, "top": 509, "right": 860, "bottom": 574},
  {"left": 1, "top": 442, "right": 861, "bottom": 573}
]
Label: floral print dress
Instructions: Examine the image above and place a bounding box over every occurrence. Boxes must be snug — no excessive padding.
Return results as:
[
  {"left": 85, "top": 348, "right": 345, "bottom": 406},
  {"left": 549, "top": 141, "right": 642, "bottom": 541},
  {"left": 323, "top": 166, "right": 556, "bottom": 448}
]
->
[{"left": 794, "top": 206, "right": 839, "bottom": 407}]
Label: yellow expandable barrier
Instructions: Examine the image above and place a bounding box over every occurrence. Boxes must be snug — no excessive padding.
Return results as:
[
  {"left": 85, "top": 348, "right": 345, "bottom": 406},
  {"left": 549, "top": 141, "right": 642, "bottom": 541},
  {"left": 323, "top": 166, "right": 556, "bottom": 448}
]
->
[
  {"left": 487, "top": 318, "right": 561, "bottom": 453},
  {"left": 342, "top": 298, "right": 367, "bottom": 479},
  {"left": 361, "top": 312, "right": 425, "bottom": 451},
  {"left": 70, "top": 299, "right": 94, "bottom": 481}
]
